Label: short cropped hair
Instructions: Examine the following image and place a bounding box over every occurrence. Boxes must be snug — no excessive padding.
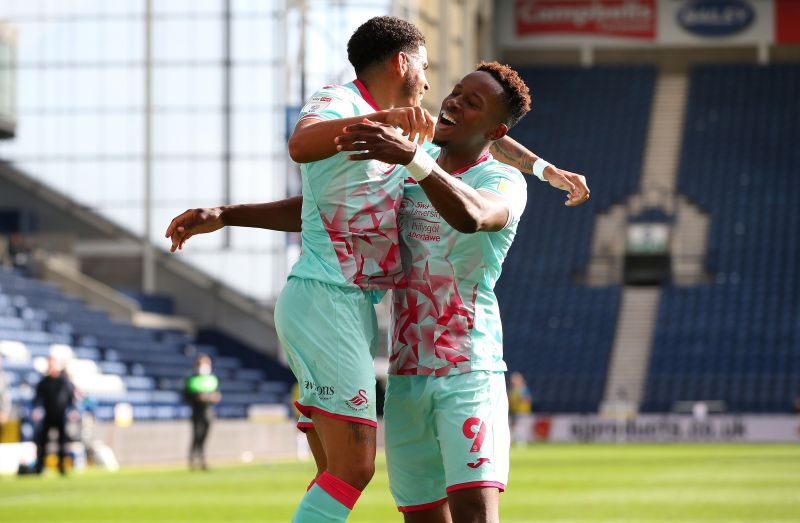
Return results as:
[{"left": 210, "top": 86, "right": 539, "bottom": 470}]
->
[
  {"left": 347, "top": 16, "right": 426, "bottom": 75},
  {"left": 476, "top": 61, "right": 531, "bottom": 128}
]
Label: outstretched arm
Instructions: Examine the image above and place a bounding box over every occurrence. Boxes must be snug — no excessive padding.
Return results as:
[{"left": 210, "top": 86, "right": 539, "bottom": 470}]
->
[
  {"left": 491, "top": 135, "right": 590, "bottom": 207},
  {"left": 165, "top": 197, "right": 303, "bottom": 252},
  {"left": 336, "top": 121, "right": 509, "bottom": 233}
]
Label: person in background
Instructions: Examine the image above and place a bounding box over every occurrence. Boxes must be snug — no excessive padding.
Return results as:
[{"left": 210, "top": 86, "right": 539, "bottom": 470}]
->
[
  {"left": 184, "top": 354, "right": 221, "bottom": 471},
  {"left": 0, "top": 353, "right": 12, "bottom": 441},
  {"left": 508, "top": 371, "right": 532, "bottom": 445},
  {"left": 33, "top": 356, "right": 76, "bottom": 475},
  {"left": 8, "top": 233, "right": 34, "bottom": 273}
]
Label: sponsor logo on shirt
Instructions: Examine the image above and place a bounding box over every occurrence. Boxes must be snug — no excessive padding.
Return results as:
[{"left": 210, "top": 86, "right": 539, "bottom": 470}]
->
[{"left": 402, "top": 201, "right": 442, "bottom": 242}]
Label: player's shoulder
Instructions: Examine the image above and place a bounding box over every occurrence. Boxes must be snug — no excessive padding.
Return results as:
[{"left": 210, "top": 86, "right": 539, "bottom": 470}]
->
[
  {"left": 480, "top": 158, "right": 527, "bottom": 186},
  {"left": 301, "top": 84, "right": 359, "bottom": 119},
  {"left": 310, "top": 83, "right": 356, "bottom": 101}
]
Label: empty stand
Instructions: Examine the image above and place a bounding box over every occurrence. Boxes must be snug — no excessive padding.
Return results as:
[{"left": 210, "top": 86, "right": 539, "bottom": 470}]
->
[
  {"left": 642, "top": 65, "right": 800, "bottom": 413},
  {"left": 0, "top": 266, "right": 292, "bottom": 421},
  {"left": 498, "top": 66, "right": 655, "bottom": 413}
]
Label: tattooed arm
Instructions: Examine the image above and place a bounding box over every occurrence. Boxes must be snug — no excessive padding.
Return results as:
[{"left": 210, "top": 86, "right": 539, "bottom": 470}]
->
[
  {"left": 491, "top": 135, "right": 591, "bottom": 207},
  {"left": 490, "top": 135, "right": 536, "bottom": 173}
]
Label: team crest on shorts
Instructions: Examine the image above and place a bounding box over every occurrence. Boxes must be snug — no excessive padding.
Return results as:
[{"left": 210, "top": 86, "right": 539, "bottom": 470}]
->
[{"left": 344, "top": 389, "right": 369, "bottom": 412}]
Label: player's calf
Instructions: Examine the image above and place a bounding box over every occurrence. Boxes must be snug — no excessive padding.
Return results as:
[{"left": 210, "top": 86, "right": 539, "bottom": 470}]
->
[{"left": 447, "top": 487, "right": 500, "bottom": 523}]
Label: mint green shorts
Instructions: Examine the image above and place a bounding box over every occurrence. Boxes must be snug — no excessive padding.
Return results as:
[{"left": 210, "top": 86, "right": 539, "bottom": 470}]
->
[
  {"left": 275, "top": 277, "right": 379, "bottom": 428},
  {"left": 385, "top": 371, "right": 510, "bottom": 512}
]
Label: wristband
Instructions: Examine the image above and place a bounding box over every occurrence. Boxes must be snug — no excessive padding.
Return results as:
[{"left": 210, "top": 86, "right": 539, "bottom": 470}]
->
[
  {"left": 532, "top": 158, "right": 553, "bottom": 182},
  {"left": 406, "top": 145, "right": 437, "bottom": 182}
]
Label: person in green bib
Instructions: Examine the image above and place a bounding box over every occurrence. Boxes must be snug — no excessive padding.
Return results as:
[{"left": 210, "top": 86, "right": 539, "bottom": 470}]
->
[{"left": 184, "top": 354, "right": 221, "bottom": 470}]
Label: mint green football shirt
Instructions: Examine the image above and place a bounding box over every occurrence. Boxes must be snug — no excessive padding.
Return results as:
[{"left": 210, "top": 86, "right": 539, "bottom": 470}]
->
[
  {"left": 288, "top": 81, "right": 405, "bottom": 291},
  {"left": 390, "top": 146, "right": 527, "bottom": 376}
]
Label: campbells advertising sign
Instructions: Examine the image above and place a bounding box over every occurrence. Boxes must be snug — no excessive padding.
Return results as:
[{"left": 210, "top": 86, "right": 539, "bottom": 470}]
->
[
  {"left": 500, "top": 0, "right": 776, "bottom": 48},
  {"left": 515, "top": 0, "right": 657, "bottom": 39}
]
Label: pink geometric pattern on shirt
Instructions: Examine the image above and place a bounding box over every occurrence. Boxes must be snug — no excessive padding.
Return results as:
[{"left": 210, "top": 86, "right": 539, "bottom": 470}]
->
[
  {"left": 389, "top": 155, "right": 523, "bottom": 376},
  {"left": 318, "top": 175, "right": 405, "bottom": 290},
  {"left": 391, "top": 254, "right": 480, "bottom": 376}
]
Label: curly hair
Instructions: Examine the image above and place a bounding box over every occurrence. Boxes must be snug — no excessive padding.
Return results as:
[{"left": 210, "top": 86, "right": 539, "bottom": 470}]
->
[
  {"left": 347, "top": 16, "right": 426, "bottom": 75},
  {"left": 476, "top": 61, "right": 531, "bottom": 128}
]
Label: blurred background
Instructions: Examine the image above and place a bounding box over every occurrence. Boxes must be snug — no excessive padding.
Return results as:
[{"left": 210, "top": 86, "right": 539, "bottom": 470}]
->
[{"left": 0, "top": 0, "right": 798, "bottom": 475}]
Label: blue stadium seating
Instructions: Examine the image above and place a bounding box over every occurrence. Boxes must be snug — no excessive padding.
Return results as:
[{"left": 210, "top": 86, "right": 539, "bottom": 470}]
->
[
  {"left": 641, "top": 64, "right": 800, "bottom": 413},
  {"left": 0, "top": 266, "right": 293, "bottom": 421},
  {"left": 497, "top": 66, "right": 655, "bottom": 412}
]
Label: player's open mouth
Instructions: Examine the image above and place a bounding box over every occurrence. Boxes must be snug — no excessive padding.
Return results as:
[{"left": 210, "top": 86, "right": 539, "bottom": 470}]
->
[{"left": 438, "top": 111, "right": 457, "bottom": 127}]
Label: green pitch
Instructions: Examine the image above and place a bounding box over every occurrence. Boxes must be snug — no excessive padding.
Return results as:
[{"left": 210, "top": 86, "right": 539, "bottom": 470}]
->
[{"left": 1, "top": 445, "right": 799, "bottom": 522}]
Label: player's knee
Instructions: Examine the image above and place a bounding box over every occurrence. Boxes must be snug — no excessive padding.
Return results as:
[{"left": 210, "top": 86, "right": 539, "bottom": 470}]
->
[
  {"left": 346, "top": 459, "right": 375, "bottom": 490},
  {"left": 328, "top": 458, "right": 374, "bottom": 491}
]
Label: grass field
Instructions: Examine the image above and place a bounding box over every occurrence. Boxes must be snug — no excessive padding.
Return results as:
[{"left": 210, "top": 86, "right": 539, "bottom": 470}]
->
[{"left": 1, "top": 445, "right": 799, "bottom": 522}]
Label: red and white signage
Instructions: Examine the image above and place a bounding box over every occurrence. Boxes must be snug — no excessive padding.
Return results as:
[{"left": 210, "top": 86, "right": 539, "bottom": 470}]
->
[
  {"left": 502, "top": 0, "right": 785, "bottom": 49},
  {"left": 515, "top": 0, "right": 657, "bottom": 39},
  {"left": 775, "top": 0, "right": 800, "bottom": 43}
]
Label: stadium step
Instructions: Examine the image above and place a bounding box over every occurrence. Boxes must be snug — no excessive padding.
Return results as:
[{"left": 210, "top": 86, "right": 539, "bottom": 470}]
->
[
  {"left": 583, "top": 70, "right": 691, "bottom": 287},
  {"left": 638, "top": 72, "right": 689, "bottom": 196},
  {"left": 602, "top": 286, "right": 661, "bottom": 413}
]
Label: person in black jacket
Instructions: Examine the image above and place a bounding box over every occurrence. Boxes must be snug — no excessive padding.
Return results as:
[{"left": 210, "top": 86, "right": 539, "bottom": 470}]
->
[
  {"left": 33, "top": 356, "right": 76, "bottom": 475},
  {"left": 184, "top": 354, "right": 221, "bottom": 470}
]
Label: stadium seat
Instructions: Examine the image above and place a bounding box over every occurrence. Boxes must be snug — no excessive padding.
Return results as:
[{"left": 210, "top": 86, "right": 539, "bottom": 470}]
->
[
  {"left": 498, "top": 66, "right": 655, "bottom": 413},
  {"left": 641, "top": 64, "right": 800, "bottom": 413},
  {"left": 0, "top": 266, "right": 292, "bottom": 421}
]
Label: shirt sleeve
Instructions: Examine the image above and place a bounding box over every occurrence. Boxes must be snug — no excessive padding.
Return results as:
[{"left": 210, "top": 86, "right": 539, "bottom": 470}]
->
[
  {"left": 298, "top": 86, "right": 357, "bottom": 122},
  {"left": 474, "top": 165, "right": 528, "bottom": 229}
]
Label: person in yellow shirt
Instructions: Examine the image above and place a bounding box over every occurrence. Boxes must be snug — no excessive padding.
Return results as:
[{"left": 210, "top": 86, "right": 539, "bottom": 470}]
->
[{"left": 508, "top": 372, "right": 532, "bottom": 445}]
